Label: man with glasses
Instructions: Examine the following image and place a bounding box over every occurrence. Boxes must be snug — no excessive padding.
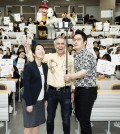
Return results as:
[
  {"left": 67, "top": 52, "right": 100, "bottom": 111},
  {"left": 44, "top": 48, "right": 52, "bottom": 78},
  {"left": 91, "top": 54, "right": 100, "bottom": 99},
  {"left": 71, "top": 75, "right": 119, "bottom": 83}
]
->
[
  {"left": 64, "top": 30, "right": 97, "bottom": 134},
  {"left": 26, "top": 37, "right": 74, "bottom": 134}
]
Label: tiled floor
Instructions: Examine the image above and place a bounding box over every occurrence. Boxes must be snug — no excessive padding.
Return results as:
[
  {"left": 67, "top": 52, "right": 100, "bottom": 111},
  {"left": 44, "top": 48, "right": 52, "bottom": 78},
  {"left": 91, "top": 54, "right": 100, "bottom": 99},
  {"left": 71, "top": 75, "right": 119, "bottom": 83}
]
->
[{"left": 0, "top": 102, "right": 120, "bottom": 134}]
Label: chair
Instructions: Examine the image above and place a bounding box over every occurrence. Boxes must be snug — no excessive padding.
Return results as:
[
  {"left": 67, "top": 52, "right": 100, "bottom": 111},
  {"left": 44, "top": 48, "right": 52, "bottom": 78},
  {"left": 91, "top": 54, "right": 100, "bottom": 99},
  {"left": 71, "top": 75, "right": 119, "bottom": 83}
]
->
[
  {"left": 111, "top": 83, "right": 120, "bottom": 90},
  {"left": 0, "top": 84, "right": 7, "bottom": 90}
]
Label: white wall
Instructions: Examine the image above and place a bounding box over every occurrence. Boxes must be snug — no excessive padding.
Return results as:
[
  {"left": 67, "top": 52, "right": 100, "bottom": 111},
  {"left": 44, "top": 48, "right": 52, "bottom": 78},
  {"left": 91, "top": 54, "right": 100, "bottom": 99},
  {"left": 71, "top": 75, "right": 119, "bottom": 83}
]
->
[
  {"left": 0, "top": 7, "right": 4, "bottom": 16},
  {"left": 86, "top": 6, "right": 100, "bottom": 21}
]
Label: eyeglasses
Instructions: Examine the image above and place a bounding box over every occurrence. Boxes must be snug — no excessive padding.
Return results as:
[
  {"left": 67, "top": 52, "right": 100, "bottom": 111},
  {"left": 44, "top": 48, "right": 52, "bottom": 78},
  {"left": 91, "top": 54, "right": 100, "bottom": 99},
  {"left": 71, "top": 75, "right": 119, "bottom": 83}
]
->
[{"left": 73, "top": 38, "right": 81, "bottom": 42}]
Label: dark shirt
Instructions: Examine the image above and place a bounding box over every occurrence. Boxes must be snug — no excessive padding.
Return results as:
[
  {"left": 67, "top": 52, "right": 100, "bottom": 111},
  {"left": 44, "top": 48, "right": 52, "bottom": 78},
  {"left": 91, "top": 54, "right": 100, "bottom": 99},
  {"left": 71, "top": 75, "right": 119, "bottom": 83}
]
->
[
  {"left": 2, "top": 54, "right": 11, "bottom": 59},
  {"left": 62, "top": 17, "right": 71, "bottom": 22},
  {"left": 13, "top": 26, "right": 20, "bottom": 32}
]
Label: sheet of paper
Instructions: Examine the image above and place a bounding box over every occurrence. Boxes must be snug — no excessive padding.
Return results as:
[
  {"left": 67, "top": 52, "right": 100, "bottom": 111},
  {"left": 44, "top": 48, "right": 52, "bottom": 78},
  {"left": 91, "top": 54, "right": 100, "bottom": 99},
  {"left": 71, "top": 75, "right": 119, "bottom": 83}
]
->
[
  {"left": 100, "top": 38, "right": 112, "bottom": 46},
  {"left": 17, "top": 58, "right": 25, "bottom": 70},
  {"left": 97, "top": 59, "right": 116, "bottom": 75},
  {"left": 110, "top": 27, "right": 120, "bottom": 35},
  {"left": 103, "top": 22, "right": 110, "bottom": 32},
  {"left": 96, "top": 22, "right": 102, "bottom": 31},
  {"left": 37, "top": 13, "right": 42, "bottom": 22},
  {"left": 0, "top": 59, "right": 13, "bottom": 77},
  {"left": 28, "top": 24, "right": 36, "bottom": 34},
  {"left": 111, "top": 54, "right": 120, "bottom": 65},
  {"left": 14, "top": 13, "right": 21, "bottom": 22},
  {"left": 3, "top": 17, "right": 10, "bottom": 25}
]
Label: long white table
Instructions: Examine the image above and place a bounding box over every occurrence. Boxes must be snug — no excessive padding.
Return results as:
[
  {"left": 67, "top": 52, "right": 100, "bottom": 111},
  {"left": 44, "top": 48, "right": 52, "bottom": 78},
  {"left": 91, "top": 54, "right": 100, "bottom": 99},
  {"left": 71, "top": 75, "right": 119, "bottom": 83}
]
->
[
  {"left": 0, "top": 79, "right": 18, "bottom": 115},
  {"left": 76, "top": 90, "right": 120, "bottom": 134}
]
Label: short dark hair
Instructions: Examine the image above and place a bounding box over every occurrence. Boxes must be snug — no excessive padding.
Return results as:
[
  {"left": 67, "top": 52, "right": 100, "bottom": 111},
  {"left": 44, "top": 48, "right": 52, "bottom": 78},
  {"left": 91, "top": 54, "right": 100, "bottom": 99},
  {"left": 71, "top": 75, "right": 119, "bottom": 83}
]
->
[
  {"left": 68, "top": 44, "right": 73, "bottom": 47},
  {"left": 93, "top": 47, "right": 99, "bottom": 52},
  {"left": 31, "top": 44, "right": 44, "bottom": 54},
  {"left": 8, "top": 10, "right": 12, "bottom": 13},
  {"left": 75, "top": 29, "right": 87, "bottom": 41},
  {"left": 102, "top": 53, "right": 111, "bottom": 62},
  {"left": 18, "top": 50, "right": 26, "bottom": 56},
  {"left": 0, "top": 48, "right": 3, "bottom": 51}
]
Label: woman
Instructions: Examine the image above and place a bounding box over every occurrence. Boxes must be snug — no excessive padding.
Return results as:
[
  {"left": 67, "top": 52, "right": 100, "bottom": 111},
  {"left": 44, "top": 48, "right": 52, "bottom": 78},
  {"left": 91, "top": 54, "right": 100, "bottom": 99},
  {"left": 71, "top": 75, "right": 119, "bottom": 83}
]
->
[
  {"left": 2, "top": 47, "right": 11, "bottom": 59},
  {"left": 22, "top": 44, "right": 48, "bottom": 134},
  {"left": 64, "top": 30, "right": 97, "bottom": 134},
  {"left": 27, "top": 17, "right": 34, "bottom": 26},
  {"left": 13, "top": 51, "right": 27, "bottom": 67}
]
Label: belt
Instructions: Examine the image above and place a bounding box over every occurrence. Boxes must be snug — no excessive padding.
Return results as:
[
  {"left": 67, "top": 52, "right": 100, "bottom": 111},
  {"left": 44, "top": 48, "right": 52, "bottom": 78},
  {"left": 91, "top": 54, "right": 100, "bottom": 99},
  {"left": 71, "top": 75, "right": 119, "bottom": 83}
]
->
[
  {"left": 76, "top": 86, "right": 97, "bottom": 90},
  {"left": 49, "top": 85, "right": 70, "bottom": 91}
]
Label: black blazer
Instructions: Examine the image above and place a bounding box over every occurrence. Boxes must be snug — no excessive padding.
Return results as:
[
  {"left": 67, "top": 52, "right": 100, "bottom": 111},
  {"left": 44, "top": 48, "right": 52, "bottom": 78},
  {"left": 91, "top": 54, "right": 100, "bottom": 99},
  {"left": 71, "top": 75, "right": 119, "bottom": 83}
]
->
[{"left": 22, "top": 60, "right": 48, "bottom": 106}]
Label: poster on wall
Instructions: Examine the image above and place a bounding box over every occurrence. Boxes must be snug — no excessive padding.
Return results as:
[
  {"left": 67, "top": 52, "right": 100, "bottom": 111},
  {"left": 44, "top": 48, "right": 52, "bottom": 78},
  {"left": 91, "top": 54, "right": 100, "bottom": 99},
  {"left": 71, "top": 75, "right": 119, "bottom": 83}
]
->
[{"left": 101, "top": 10, "right": 113, "bottom": 18}]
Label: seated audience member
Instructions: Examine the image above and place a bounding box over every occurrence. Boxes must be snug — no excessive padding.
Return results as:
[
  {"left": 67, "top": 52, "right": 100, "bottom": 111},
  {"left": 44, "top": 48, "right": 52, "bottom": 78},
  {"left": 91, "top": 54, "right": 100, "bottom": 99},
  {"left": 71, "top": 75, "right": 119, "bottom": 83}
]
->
[
  {"left": 13, "top": 51, "right": 27, "bottom": 98},
  {"left": 20, "top": 15, "right": 26, "bottom": 24},
  {"left": 88, "top": 15, "right": 97, "bottom": 24},
  {"left": 71, "top": 49, "right": 76, "bottom": 56},
  {"left": 99, "top": 45, "right": 106, "bottom": 50},
  {"left": 70, "top": 11, "right": 77, "bottom": 22},
  {"left": 7, "top": 10, "right": 14, "bottom": 23},
  {"left": 97, "top": 34, "right": 104, "bottom": 46},
  {"left": 13, "top": 51, "right": 27, "bottom": 66},
  {"left": 2, "top": 47, "right": 11, "bottom": 59},
  {"left": 91, "top": 22, "right": 96, "bottom": 32},
  {"left": 61, "top": 33, "right": 66, "bottom": 39},
  {"left": 93, "top": 47, "right": 100, "bottom": 61},
  {"left": 62, "top": 12, "right": 71, "bottom": 22},
  {"left": 102, "top": 53, "right": 111, "bottom": 62},
  {"left": 16, "top": 45, "right": 25, "bottom": 55},
  {"left": 24, "top": 27, "right": 29, "bottom": 37},
  {"left": 67, "top": 44, "right": 73, "bottom": 55},
  {"left": 27, "top": 17, "right": 34, "bottom": 26},
  {"left": 13, "top": 22, "right": 20, "bottom": 32},
  {"left": 93, "top": 41, "right": 99, "bottom": 48},
  {"left": 83, "top": 14, "right": 89, "bottom": 24},
  {"left": 102, "top": 53, "right": 112, "bottom": 78}
]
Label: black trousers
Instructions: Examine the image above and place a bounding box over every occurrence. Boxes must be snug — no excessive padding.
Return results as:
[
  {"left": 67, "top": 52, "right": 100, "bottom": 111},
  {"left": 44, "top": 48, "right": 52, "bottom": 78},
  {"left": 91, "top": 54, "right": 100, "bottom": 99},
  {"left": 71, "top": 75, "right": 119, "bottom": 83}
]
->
[
  {"left": 75, "top": 86, "right": 97, "bottom": 134},
  {"left": 47, "top": 86, "right": 72, "bottom": 134}
]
